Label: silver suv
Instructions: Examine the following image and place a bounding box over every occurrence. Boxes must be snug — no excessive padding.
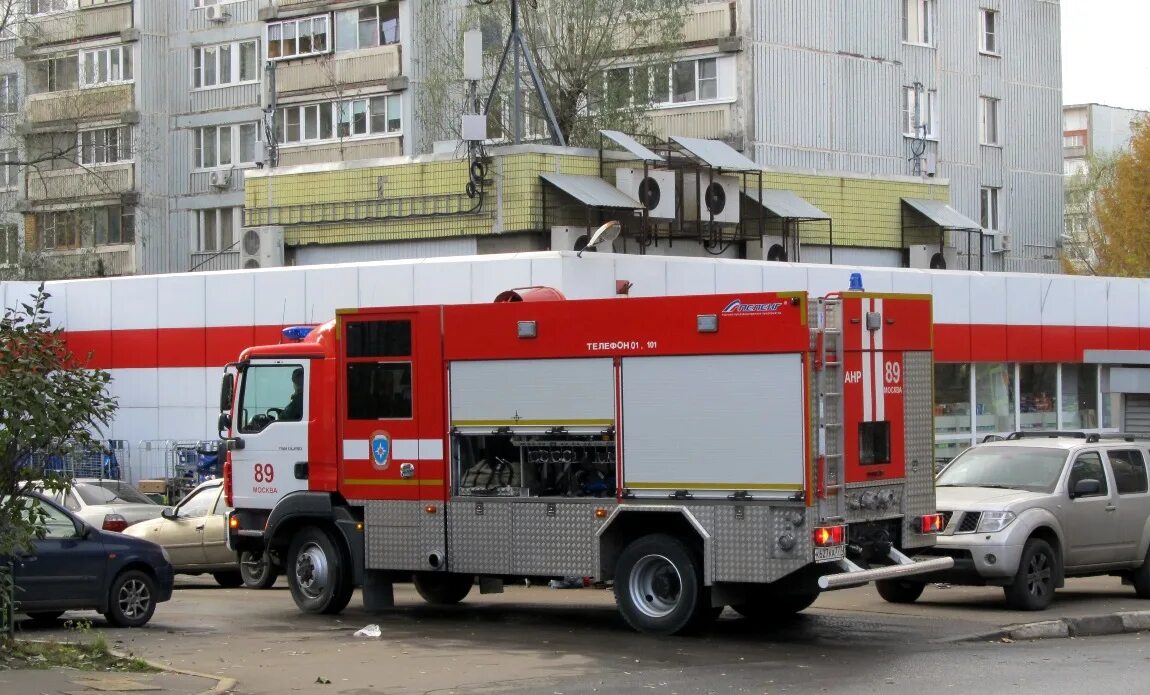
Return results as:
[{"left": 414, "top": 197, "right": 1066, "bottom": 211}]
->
[{"left": 876, "top": 433, "right": 1150, "bottom": 610}]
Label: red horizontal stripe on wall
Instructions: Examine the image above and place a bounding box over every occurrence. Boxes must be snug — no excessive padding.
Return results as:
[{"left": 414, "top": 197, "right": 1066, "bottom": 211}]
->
[
  {"left": 1041, "top": 326, "right": 1077, "bottom": 362},
  {"left": 969, "top": 324, "right": 1008, "bottom": 362},
  {"left": 1110, "top": 327, "right": 1140, "bottom": 352},
  {"left": 933, "top": 324, "right": 970, "bottom": 362}
]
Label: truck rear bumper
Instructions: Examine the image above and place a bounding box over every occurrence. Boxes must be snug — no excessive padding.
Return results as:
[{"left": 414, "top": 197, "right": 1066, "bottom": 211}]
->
[{"left": 817, "top": 547, "right": 955, "bottom": 590}]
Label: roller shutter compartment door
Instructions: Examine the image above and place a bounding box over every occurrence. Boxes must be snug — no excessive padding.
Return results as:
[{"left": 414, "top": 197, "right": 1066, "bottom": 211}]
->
[{"left": 1125, "top": 394, "right": 1150, "bottom": 434}]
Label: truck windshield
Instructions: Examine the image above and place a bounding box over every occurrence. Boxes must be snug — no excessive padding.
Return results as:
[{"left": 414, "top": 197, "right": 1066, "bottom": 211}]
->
[{"left": 935, "top": 446, "right": 1068, "bottom": 493}]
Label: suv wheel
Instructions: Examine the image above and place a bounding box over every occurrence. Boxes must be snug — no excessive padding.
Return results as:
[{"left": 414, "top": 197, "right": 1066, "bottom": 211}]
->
[
  {"left": 1132, "top": 548, "right": 1150, "bottom": 599},
  {"left": 876, "top": 579, "right": 926, "bottom": 604},
  {"left": 1003, "top": 538, "right": 1057, "bottom": 610}
]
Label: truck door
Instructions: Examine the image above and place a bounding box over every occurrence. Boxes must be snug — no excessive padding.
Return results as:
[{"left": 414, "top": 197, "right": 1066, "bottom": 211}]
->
[
  {"left": 230, "top": 359, "right": 311, "bottom": 511},
  {"left": 338, "top": 315, "right": 441, "bottom": 501}
]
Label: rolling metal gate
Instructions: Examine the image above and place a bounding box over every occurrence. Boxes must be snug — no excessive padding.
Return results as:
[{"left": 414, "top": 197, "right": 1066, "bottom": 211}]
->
[{"left": 1125, "top": 394, "right": 1150, "bottom": 434}]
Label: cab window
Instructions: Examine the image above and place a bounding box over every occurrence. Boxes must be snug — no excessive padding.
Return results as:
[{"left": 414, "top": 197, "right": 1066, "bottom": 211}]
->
[
  {"left": 1068, "top": 451, "right": 1108, "bottom": 498},
  {"left": 1108, "top": 450, "right": 1149, "bottom": 495},
  {"left": 238, "top": 364, "right": 303, "bottom": 433}
]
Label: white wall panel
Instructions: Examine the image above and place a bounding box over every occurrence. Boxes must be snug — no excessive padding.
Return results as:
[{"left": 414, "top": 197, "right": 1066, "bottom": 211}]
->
[
  {"left": 971, "top": 274, "right": 1008, "bottom": 325},
  {"left": 253, "top": 270, "right": 306, "bottom": 325},
  {"left": 665, "top": 259, "right": 716, "bottom": 296},
  {"left": 1109, "top": 279, "right": 1140, "bottom": 328},
  {"left": 930, "top": 273, "right": 971, "bottom": 324},
  {"left": 158, "top": 368, "right": 209, "bottom": 408},
  {"left": 1006, "top": 275, "right": 1041, "bottom": 326},
  {"left": 157, "top": 407, "right": 210, "bottom": 442},
  {"left": 714, "top": 260, "right": 765, "bottom": 294},
  {"left": 557, "top": 255, "right": 615, "bottom": 299},
  {"left": 1039, "top": 276, "right": 1076, "bottom": 326},
  {"left": 1074, "top": 277, "right": 1109, "bottom": 328},
  {"left": 109, "top": 408, "right": 159, "bottom": 446},
  {"left": 612, "top": 256, "right": 668, "bottom": 297},
  {"left": 471, "top": 257, "right": 532, "bottom": 303},
  {"left": 109, "top": 369, "right": 159, "bottom": 409},
  {"left": 890, "top": 268, "right": 933, "bottom": 296},
  {"left": 805, "top": 266, "right": 860, "bottom": 296},
  {"left": 414, "top": 259, "right": 473, "bottom": 304},
  {"left": 760, "top": 263, "right": 809, "bottom": 293},
  {"left": 157, "top": 275, "right": 205, "bottom": 329},
  {"left": 64, "top": 279, "right": 112, "bottom": 331},
  {"left": 303, "top": 267, "right": 358, "bottom": 322},
  {"left": 358, "top": 263, "right": 415, "bottom": 308},
  {"left": 111, "top": 277, "right": 158, "bottom": 330},
  {"left": 528, "top": 256, "right": 564, "bottom": 291},
  {"left": 205, "top": 272, "right": 255, "bottom": 327}
]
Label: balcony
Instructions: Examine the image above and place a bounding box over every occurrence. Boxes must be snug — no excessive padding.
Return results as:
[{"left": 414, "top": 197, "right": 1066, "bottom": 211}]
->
[
  {"left": 25, "top": 84, "right": 134, "bottom": 125},
  {"left": 278, "top": 136, "right": 402, "bottom": 166},
  {"left": 32, "top": 243, "right": 135, "bottom": 278},
  {"left": 264, "top": 0, "right": 367, "bottom": 19},
  {"left": 27, "top": 163, "right": 134, "bottom": 202},
  {"left": 275, "top": 45, "right": 402, "bottom": 95},
  {"left": 189, "top": 251, "right": 241, "bottom": 272},
  {"left": 25, "top": 0, "right": 133, "bottom": 47},
  {"left": 683, "top": 2, "right": 734, "bottom": 43},
  {"left": 648, "top": 103, "right": 733, "bottom": 140}
]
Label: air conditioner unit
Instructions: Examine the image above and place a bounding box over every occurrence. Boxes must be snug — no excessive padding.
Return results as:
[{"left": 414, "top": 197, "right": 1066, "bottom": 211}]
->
[
  {"left": 615, "top": 168, "right": 677, "bottom": 220},
  {"left": 906, "top": 244, "right": 957, "bottom": 270},
  {"left": 991, "top": 232, "right": 1012, "bottom": 253},
  {"left": 209, "top": 170, "right": 231, "bottom": 188},
  {"left": 240, "top": 226, "right": 285, "bottom": 269},
  {"left": 551, "top": 225, "right": 609, "bottom": 253},
  {"left": 745, "top": 234, "right": 796, "bottom": 262},
  {"left": 682, "top": 172, "right": 741, "bottom": 225},
  {"left": 206, "top": 5, "right": 229, "bottom": 22}
]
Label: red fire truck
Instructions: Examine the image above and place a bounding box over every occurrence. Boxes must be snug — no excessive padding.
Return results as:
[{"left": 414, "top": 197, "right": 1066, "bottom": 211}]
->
[{"left": 221, "top": 285, "right": 953, "bottom": 634}]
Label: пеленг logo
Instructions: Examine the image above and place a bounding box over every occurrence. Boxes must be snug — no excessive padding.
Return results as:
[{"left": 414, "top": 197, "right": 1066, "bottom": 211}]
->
[{"left": 722, "top": 298, "right": 783, "bottom": 316}]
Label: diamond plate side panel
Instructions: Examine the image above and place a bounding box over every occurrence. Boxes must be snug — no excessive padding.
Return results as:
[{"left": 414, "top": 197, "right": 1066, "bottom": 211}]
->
[
  {"left": 902, "top": 351, "right": 938, "bottom": 549},
  {"left": 712, "top": 504, "right": 772, "bottom": 582},
  {"left": 511, "top": 502, "right": 602, "bottom": 576},
  {"left": 688, "top": 506, "right": 716, "bottom": 585},
  {"left": 365, "top": 501, "right": 422, "bottom": 570},
  {"left": 446, "top": 499, "right": 511, "bottom": 575}
]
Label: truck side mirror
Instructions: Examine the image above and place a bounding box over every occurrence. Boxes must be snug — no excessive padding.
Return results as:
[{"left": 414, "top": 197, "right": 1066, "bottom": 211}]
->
[
  {"left": 219, "top": 373, "right": 235, "bottom": 411},
  {"left": 217, "top": 412, "right": 232, "bottom": 437}
]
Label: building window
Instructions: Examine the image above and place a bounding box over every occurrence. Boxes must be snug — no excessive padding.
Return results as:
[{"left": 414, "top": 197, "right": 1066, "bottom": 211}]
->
[
  {"left": 29, "top": 0, "right": 73, "bottom": 14},
  {"left": 1061, "top": 364, "right": 1099, "bottom": 429},
  {"left": 335, "top": 4, "right": 400, "bottom": 52},
  {"left": 980, "top": 186, "right": 999, "bottom": 231},
  {"left": 1063, "top": 133, "right": 1086, "bottom": 148},
  {"left": 980, "top": 9, "right": 999, "bottom": 54},
  {"left": 267, "top": 15, "right": 330, "bottom": 61},
  {"left": 30, "top": 53, "right": 79, "bottom": 93},
  {"left": 902, "top": 85, "right": 937, "bottom": 139},
  {"left": 902, "top": 0, "right": 934, "bottom": 45},
  {"left": 35, "top": 205, "right": 133, "bottom": 250},
  {"left": 195, "top": 207, "right": 240, "bottom": 252},
  {"left": 974, "top": 362, "right": 1015, "bottom": 436},
  {"left": 79, "top": 127, "right": 131, "bottom": 165},
  {"left": 0, "top": 224, "right": 18, "bottom": 266},
  {"left": 603, "top": 57, "right": 728, "bottom": 111},
  {"left": 0, "top": 149, "right": 18, "bottom": 188},
  {"left": 79, "top": 46, "right": 132, "bottom": 88},
  {"left": 0, "top": 73, "right": 17, "bottom": 112},
  {"left": 1019, "top": 364, "right": 1058, "bottom": 431},
  {"left": 193, "top": 40, "right": 259, "bottom": 88},
  {"left": 275, "top": 95, "right": 401, "bottom": 145},
  {"left": 193, "top": 123, "right": 259, "bottom": 168},
  {"left": 979, "top": 96, "right": 1000, "bottom": 145}
]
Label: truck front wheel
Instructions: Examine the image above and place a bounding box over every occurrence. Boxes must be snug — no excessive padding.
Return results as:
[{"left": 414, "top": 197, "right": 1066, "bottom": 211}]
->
[
  {"left": 287, "top": 526, "right": 354, "bottom": 614},
  {"left": 614, "top": 533, "right": 709, "bottom": 635}
]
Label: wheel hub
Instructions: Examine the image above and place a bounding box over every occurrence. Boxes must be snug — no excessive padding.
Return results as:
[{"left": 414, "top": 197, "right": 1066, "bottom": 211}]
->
[
  {"left": 296, "top": 542, "right": 330, "bottom": 599},
  {"left": 118, "top": 579, "right": 151, "bottom": 618},
  {"left": 629, "top": 554, "right": 682, "bottom": 619}
]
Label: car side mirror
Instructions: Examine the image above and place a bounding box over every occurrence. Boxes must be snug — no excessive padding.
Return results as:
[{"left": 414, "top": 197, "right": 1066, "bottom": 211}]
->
[
  {"left": 161, "top": 507, "right": 177, "bottom": 520},
  {"left": 1071, "top": 478, "right": 1102, "bottom": 498}
]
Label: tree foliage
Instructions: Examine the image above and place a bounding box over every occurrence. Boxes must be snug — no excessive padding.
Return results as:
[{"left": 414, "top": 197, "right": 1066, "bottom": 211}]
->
[
  {"left": 1064, "top": 118, "right": 1150, "bottom": 276},
  {"left": 0, "top": 286, "right": 117, "bottom": 558},
  {"left": 416, "top": 0, "right": 689, "bottom": 150}
]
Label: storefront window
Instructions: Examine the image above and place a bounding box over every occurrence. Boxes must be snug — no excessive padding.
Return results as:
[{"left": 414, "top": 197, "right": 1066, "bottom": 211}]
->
[
  {"left": 934, "top": 364, "right": 972, "bottom": 433},
  {"left": 1019, "top": 364, "right": 1058, "bottom": 431},
  {"left": 975, "top": 363, "right": 1015, "bottom": 435},
  {"left": 1061, "top": 364, "right": 1099, "bottom": 429},
  {"left": 1101, "top": 367, "right": 1116, "bottom": 428}
]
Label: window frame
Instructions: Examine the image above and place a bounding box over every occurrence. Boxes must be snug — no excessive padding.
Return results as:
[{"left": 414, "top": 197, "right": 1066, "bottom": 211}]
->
[
  {"left": 979, "top": 95, "right": 1001, "bottom": 146},
  {"left": 35, "top": 205, "right": 133, "bottom": 250},
  {"left": 0, "top": 223, "right": 19, "bottom": 267},
  {"left": 193, "top": 39, "right": 260, "bottom": 90},
  {"left": 78, "top": 45, "right": 133, "bottom": 89},
  {"left": 275, "top": 95, "right": 402, "bottom": 147},
  {"left": 29, "top": 0, "right": 75, "bottom": 16},
  {"left": 980, "top": 186, "right": 1000, "bottom": 231},
  {"left": 78, "top": 126, "right": 132, "bottom": 166},
  {"left": 194, "top": 206, "right": 241, "bottom": 253},
  {"left": 902, "top": 0, "right": 935, "bottom": 47},
  {"left": 266, "top": 15, "right": 331, "bottom": 62},
  {"left": 0, "top": 73, "right": 18, "bottom": 113},
  {"left": 0, "top": 149, "right": 18, "bottom": 189},
  {"left": 193, "top": 123, "right": 260, "bottom": 170},
  {"left": 979, "top": 8, "right": 1000, "bottom": 55},
  {"left": 334, "top": 3, "right": 401, "bottom": 53}
]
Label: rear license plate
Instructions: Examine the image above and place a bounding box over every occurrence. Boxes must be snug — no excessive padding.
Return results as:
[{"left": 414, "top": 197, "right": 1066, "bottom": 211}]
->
[{"left": 813, "top": 545, "right": 846, "bottom": 563}]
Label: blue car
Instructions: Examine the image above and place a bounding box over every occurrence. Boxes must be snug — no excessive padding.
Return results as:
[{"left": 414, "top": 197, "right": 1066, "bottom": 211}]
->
[{"left": 5, "top": 493, "right": 175, "bottom": 627}]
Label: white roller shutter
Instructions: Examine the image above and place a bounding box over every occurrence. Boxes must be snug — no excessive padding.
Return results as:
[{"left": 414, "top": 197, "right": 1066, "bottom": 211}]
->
[{"left": 1125, "top": 394, "right": 1150, "bottom": 434}]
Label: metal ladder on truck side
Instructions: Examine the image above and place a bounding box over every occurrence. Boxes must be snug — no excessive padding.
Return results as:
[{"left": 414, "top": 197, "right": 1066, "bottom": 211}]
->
[{"left": 813, "top": 297, "right": 846, "bottom": 521}]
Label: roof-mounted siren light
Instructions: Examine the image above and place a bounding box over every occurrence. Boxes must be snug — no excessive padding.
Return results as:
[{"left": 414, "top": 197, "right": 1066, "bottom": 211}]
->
[
  {"left": 848, "top": 272, "right": 864, "bottom": 291},
  {"left": 577, "top": 220, "right": 622, "bottom": 258}
]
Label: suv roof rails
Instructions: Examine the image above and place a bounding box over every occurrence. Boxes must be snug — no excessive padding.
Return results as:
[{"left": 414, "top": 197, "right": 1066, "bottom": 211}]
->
[
  {"left": 986, "top": 431, "right": 1150, "bottom": 444},
  {"left": 1001, "top": 431, "right": 1090, "bottom": 441}
]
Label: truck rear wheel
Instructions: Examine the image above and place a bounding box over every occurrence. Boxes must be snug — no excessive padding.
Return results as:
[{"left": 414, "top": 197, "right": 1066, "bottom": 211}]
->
[
  {"left": 614, "top": 533, "right": 708, "bottom": 635},
  {"left": 240, "top": 551, "right": 278, "bottom": 590},
  {"left": 732, "top": 591, "right": 819, "bottom": 620},
  {"left": 413, "top": 573, "right": 474, "bottom": 605},
  {"left": 287, "top": 526, "right": 354, "bottom": 614},
  {"left": 875, "top": 579, "right": 926, "bottom": 604}
]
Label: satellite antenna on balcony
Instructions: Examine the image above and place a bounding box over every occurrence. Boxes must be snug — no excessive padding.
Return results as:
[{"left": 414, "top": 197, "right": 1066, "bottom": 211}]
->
[{"left": 472, "top": 0, "right": 565, "bottom": 146}]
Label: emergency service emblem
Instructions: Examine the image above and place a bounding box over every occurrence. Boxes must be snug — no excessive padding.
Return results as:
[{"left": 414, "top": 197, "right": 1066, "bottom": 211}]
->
[{"left": 371, "top": 432, "right": 391, "bottom": 469}]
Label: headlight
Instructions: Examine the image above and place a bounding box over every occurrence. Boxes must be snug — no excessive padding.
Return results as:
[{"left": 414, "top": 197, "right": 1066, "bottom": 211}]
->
[{"left": 976, "top": 511, "right": 1017, "bottom": 533}]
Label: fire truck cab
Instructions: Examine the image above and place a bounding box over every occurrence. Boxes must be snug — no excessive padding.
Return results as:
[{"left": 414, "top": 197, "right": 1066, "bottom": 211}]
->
[{"left": 221, "top": 286, "right": 952, "bottom": 635}]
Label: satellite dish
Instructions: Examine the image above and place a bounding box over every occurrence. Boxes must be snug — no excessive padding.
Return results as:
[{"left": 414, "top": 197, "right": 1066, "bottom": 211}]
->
[
  {"left": 929, "top": 252, "right": 947, "bottom": 270},
  {"left": 766, "top": 244, "right": 788, "bottom": 262},
  {"left": 578, "top": 221, "right": 622, "bottom": 258}
]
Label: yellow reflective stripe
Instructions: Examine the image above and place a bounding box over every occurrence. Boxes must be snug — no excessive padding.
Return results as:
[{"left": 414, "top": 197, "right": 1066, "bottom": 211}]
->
[
  {"left": 626, "top": 482, "right": 804, "bottom": 491},
  {"left": 341, "top": 478, "right": 445, "bottom": 487}
]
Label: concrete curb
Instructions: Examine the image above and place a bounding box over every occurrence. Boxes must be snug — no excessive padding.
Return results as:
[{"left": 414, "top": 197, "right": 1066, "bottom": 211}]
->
[
  {"left": 956, "top": 609, "right": 1150, "bottom": 643},
  {"left": 109, "top": 647, "right": 237, "bottom": 695}
]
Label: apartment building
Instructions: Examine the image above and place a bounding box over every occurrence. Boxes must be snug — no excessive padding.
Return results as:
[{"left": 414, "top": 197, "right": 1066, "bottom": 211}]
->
[{"left": 0, "top": 21, "right": 21, "bottom": 274}]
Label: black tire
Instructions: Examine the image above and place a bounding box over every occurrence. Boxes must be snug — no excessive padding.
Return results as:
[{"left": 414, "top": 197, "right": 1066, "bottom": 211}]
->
[
  {"left": 732, "top": 591, "right": 819, "bottom": 620},
  {"left": 875, "top": 579, "right": 926, "bottom": 604},
  {"left": 104, "top": 569, "right": 158, "bottom": 628},
  {"left": 1131, "top": 547, "right": 1150, "bottom": 599},
  {"left": 287, "top": 526, "right": 354, "bottom": 615},
  {"left": 25, "top": 611, "right": 65, "bottom": 623},
  {"left": 413, "top": 573, "right": 474, "bottom": 605},
  {"left": 614, "top": 533, "right": 707, "bottom": 636},
  {"left": 1003, "top": 538, "right": 1058, "bottom": 610},
  {"left": 240, "top": 551, "right": 279, "bottom": 590},
  {"left": 213, "top": 571, "right": 244, "bottom": 588}
]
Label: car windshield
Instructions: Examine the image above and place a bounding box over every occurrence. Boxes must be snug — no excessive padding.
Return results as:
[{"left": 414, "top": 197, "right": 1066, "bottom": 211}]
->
[
  {"left": 936, "top": 446, "right": 1068, "bottom": 493},
  {"left": 76, "top": 481, "right": 155, "bottom": 505}
]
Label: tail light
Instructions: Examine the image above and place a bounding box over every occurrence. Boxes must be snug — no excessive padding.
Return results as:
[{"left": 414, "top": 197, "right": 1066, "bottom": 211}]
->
[
  {"left": 919, "top": 513, "right": 946, "bottom": 534},
  {"left": 223, "top": 453, "right": 233, "bottom": 507},
  {"left": 812, "top": 525, "right": 846, "bottom": 547},
  {"left": 102, "top": 514, "right": 129, "bottom": 533}
]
